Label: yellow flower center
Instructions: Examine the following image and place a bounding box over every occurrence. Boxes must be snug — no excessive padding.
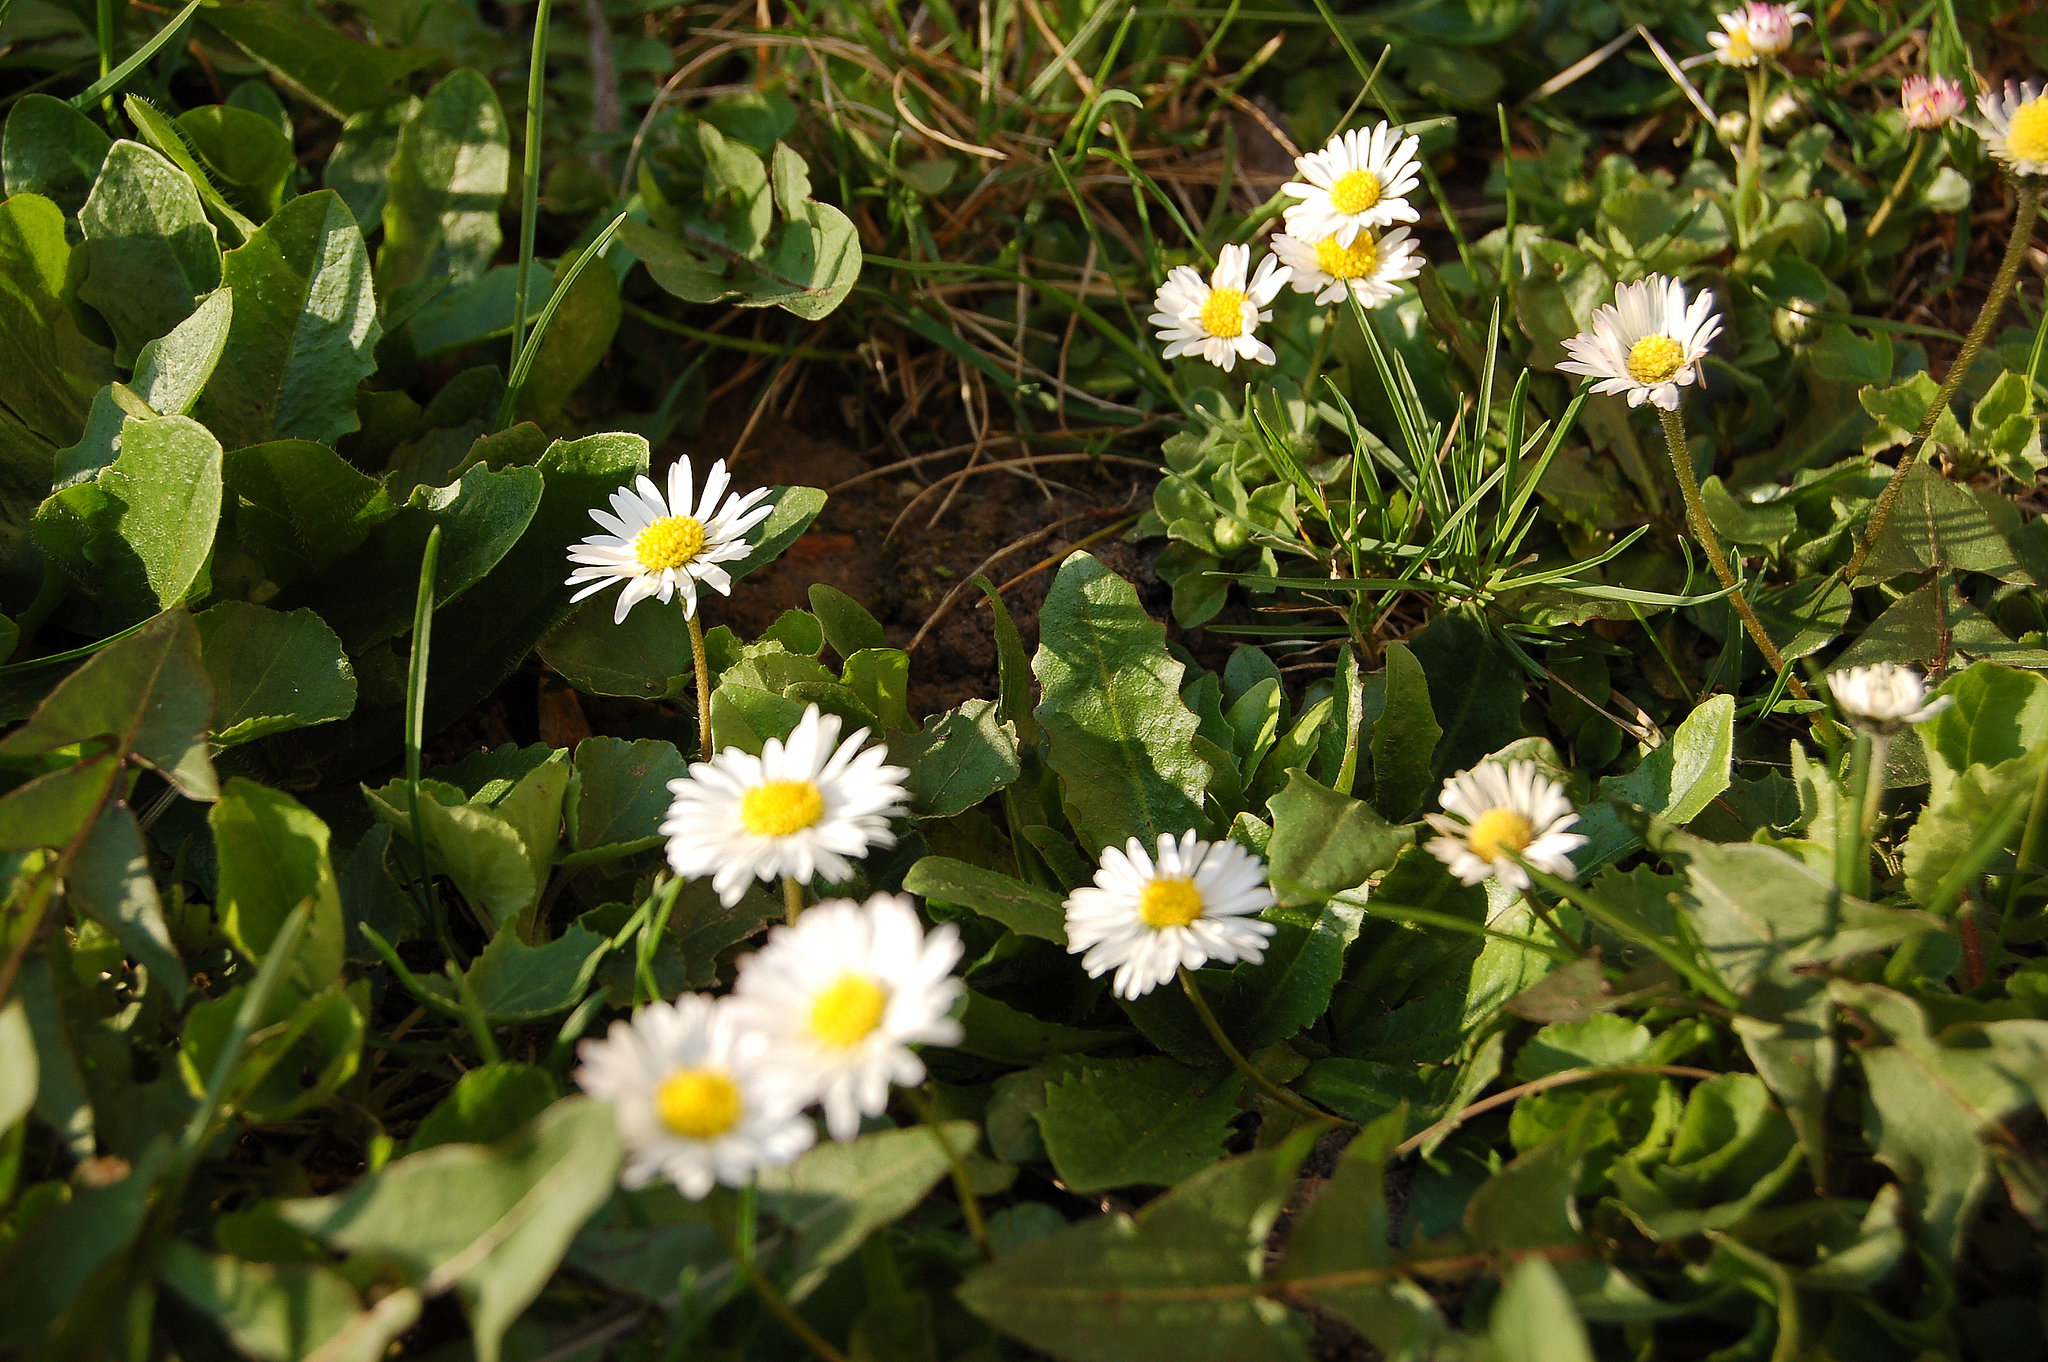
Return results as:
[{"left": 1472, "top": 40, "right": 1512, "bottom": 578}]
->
[
  {"left": 1625, "top": 334, "right": 1687, "bottom": 385},
  {"left": 656, "top": 1068, "right": 742, "bottom": 1140},
  {"left": 1313, "top": 233, "right": 1380, "bottom": 280},
  {"left": 634, "top": 514, "right": 707, "bottom": 572},
  {"left": 1467, "top": 808, "right": 1536, "bottom": 863},
  {"left": 1138, "top": 876, "right": 1205, "bottom": 929},
  {"left": 1329, "top": 169, "right": 1384, "bottom": 215},
  {"left": 1198, "top": 287, "right": 1248, "bottom": 339},
  {"left": 1720, "top": 30, "right": 1756, "bottom": 64},
  {"left": 2007, "top": 98, "right": 2048, "bottom": 163},
  {"left": 739, "top": 780, "right": 826, "bottom": 837},
  {"left": 810, "top": 974, "right": 890, "bottom": 1048}
]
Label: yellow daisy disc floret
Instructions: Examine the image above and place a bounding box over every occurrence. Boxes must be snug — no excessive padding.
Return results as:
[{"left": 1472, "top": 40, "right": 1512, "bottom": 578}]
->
[
  {"left": 2008, "top": 98, "right": 2048, "bottom": 164},
  {"left": 1465, "top": 808, "right": 1536, "bottom": 863},
  {"left": 1626, "top": 334, "right": 1687, "bottom": 385},
  {"left": 634, "top": 514, "right": 707, "bottom": 571},
  {"left": 740, "top": 780, "right": 826, "bottom": 837},
  {"left": 1328, "top": 169, "right": 1384, "bottom": 215},
  {"left": 1314, "top": 234, "right": 1380, "bottom": 280},
  {"left": 1137, "top": 877, "right": 1205, "bottom": 929},
  {"left": 810, "top": 975, "right": 891, "bottom": 1048},
  {"left": 1199, "top": 287, "right": 1249, "bottom": 338},
  {"left": 655, "top": 1068, "right": 742, "bottom": 1140}
]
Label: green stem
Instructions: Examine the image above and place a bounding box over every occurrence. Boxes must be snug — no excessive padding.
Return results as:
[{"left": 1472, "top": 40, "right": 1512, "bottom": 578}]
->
[
  {"left": 95, "top": 0, "right": 115, "bottom": 122},
  {"left": 1178, "top": 967, "right": 1351, "bottom": 1128},
  {"left": 907, "top": 1087, "right": 994, "bottom": 1259},
  {"left": 1734, "top": 67, "right": 1768, "bottom": 245},
  {"left": 783, "top": 874, "right": 805, "bottom": 926},
  {"left": 511, "top": 0, "right": 554, "bottom": 367},
  {"left": 729, "top": 1232, "right": 849, "bottom": 1362},
  {"left": 688, "top": 610, "right": 713, "bottom": 760},
  {"left": 1860, "top": 131, "right": 1926, "bottom": 247},
  {"left": 1654, "top": 407, "right": 1810, "bottom": 701},
  {"left": 1836, "top": 731, "right": 1874, "bottom": 900},
  {"left": 1846, "top": 177, "right": 2044, "bottom": 582}
]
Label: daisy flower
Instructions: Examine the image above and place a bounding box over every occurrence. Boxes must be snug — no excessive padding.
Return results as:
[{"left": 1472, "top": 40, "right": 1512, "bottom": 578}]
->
[
  {"left": 1828, "top": 664, "right": 1952, "bottom": 733},
  {"left": 729, "top": 893, "right": 964, "bottom": 1141},
  {"left": 661, "top": 705, "right": 910, "bottom": 906},
  {"left": 1281, "top": 123, "right": 1423, "bottom": 246},
  {"left": 1424, "top": 761, "right": 1587, "bottom": 891},
  {"left": 567, "top": 458, "right": 774, "bottom": 624},
  {"left": 1557, "top": 274, "right": 1723, "bottom": 412},
  {"left": 1974, "top": 81, "right": 2048, "bottom": 177},
  {"left": 1149, "top": 244, "right": 1290, "bottom": 371},
  {"left": 1063, "top": 831, "right": 1277, "bottom": 1001},
  {"left": 574, "top": 993, "right": 814, "bottom": 1198},
  {"left": 1902, "top": 74, "right": 1968, "bottom": 132},
  {"left": 1708, "top": 2, "right": 1807, "bottom": 67},
  {"left": 1271, "top": 226, "right": 1423, "bottom": 308}
]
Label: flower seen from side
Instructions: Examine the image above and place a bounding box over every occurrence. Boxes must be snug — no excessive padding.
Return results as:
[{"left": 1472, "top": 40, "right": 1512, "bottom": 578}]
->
[
  {"left": 1708, "top": 2, "right": 1807, "bottom": 66},
  {"left": 1063, "top": 831, "right": 1277, "bottom": 1000},
  {"left": 729, "top": 893, "right": 964, "bottom": 1141},
  {"left": 1150, "top": 243, "right": 1291, "bottom": 371},
  {"left": 1828, "top": 664, "right": 1952, "bottom": 733},
  {"left": 566, "top": 458, "right": 774, "bottom": 624},
  {"left": 661, "top": 705, "right": 910, "bottom": 906},
  {"left": 1975, "top": 81, "right": 2048, "bottom": 177},
  {"left": 1281, "top": 123, "right": 1422, "bottom": 245},
  {"left": 1557, "top": 273, "right": 1722, "bottom": 411},
  {"left": 1902, "top": 74, "right": 1968, "bottom": 131},
  {"left": 1271, "top": 226, "right": 1423, "bottom": 308},
  {"left": 1424, "top": 761, "right": 1587, "bottom": 891},
  {"left": 575, "top": 993, "right": 814, "bottom": 1198}
]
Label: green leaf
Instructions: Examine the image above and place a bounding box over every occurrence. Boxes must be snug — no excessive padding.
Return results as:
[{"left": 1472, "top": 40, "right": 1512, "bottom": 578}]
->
[
  {"left": 755, "top": 1121, "right": 975, "bottom": 1302},
  {"left": 459, "top": 923, "right": 607, "bottom": 1021},
  {"left": 1215, "top": 898, "right": 1366, "bottom": 1050},
  {"left": 0, "top": 1145, "right": 161, "bottom": 1350},
  {"left": 0, "top": 192, "right": 105, "bottom": 522},
  {"left": 197, "top": 603, "right": 356, "bottom": 746},
  {"left": 1369, "top": 641, "right": 1439, "bottom": 821},
  {"left": 758, "top": 142, "right": 862, "bottom": 319},
  {"left": 569, "top": 736, "right": 685, "bottom": 854},
  {"left": 903, "top": 856, "right": 1067, "bottom": 942},
  {"left": 904, "top": 699, "right": 1020, "bottom": 818},
  {"left": 1574, "top": 693, "right": 1735, "bottom": 874},
  {"left": 0, "top": 1000, "right": 34, "bottom": 1137},
  {"left": 175, "top": 104, "right": 297, "bottom": 222},
  {"left": 1463, "top": 1094, "right": 1601, "bottom": 1251},
  {"left": 157, "top": 1243, "right": 366, "bottom": 1362},
  {"left": 131, "top": 286, "right": 232, "bottom": 418},
  {"left": 538, "top": 596, "right": 695, "bottom": 700},
  {"left": 1265, "top": 770, "right": 1410, "bottom": 907},
  {"left": 201, "top": 3, "right": 439, "bottom": 119},
  {"left": 122, "top": 94, "right": 259, "bottom": 244},
  {"left": 1900, "top": 750, "right": 2043, "bottom": 908},
  {"left": 724, "top": 484, "right": 827, "bottom": 584},
  {"left": 1033, "top": 552, "right": 1208, "bottom": 852},
  {"left": 408, "top": 1064, "right": 557, "bottom": 1152},
  {"left": 1850, "top": 460, "right": 2026, "bottom": 586},
  {"left": 68, "top": 800, "right": 187, "bottom": 1006},
  {"left": 364, "top": 781, "right": 537, "bottom": 926},
  {"left": 324, "top": 96, "right": 420, "bottom": 231},
  {"left": 1035, "top": 1056, "right": 1241, "bottom": 1193},
  {"left": 1490, "top": 1257, "right": 1595, "bottom": 1362},
  {"left": 193, "top": 190, "right": 381, "bottom": 449},
  {"left": 32, "top": 414, "right": 224, "bottom": 626},
  {"left": 1917, "top": 661, "right": 2048, "bottom": 808},
  {"left": 377, "top": 69, "right": 509, "bottom": 295},
  {"left": 280, "top": 1097, "right": 621, "bottom": 1362},
  {"left": 78, "top": 140, "right": 223, "bottom": 366},
  {"left": 211, "top": 778, "right": 346, "bottom": 990},
  {"left": 4, "top": 95, "right": 111, "bottom": 217},
  {"left": 809, "top": 583, "right": 885, "bottom": 657},
  {"left": 224, "top": 439, "right": 394, "bottom": 589},
  {"left": 179, "top": 978, "right": 364, "bottom": 1123}
]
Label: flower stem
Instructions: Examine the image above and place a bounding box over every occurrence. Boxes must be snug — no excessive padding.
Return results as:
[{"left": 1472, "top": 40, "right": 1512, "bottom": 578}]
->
[
  {"left": 1654, "top": 406, "right": 1811, "bottom": 702},
  {"left": 907, "top": 1086, "right": 994, "bottom": 1260},
  {"left": 1177, "top": 967, "right": 1352, "bottom": 1128},
  {"left": 782, "top": 874, "right": 805, "bottom": 925},
  {"left": 688, "top": 611, "right": 713, "bottom": 760},
  {"left": 728, "top": 1232, "right": 849, "bottom": 1362},
  {"left": 1734, "top": 67, "right": 1769, "bottom": 245},
  {"left": 1846, "top": 177, "right": 2044, "bottom": 583},
  {"left": 1860, "top": 131, "right": 1926, "bottom": 247},
  {"left": 1836, "top": 730, "right": 1878, "bottom": 900}
]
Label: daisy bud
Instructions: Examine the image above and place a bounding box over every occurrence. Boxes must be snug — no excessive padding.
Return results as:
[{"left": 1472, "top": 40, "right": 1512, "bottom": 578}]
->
[
  {"left": 1827, "top": 664, "right": 1952, "bottom": 734},
  {"left": 1902, "top": 74, "right": 1968, "bottom": 131}
]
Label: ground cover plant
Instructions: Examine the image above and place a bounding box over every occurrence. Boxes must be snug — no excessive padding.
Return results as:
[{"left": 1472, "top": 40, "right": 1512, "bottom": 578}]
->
[{"left": 6, "top": 0, "right": 2048, "bottom": 1359}]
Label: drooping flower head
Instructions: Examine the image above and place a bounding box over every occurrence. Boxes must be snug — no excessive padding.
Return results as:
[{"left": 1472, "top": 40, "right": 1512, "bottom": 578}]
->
[
  {"left": 566, "top": 458, "right": 774, "bottom": 624},
  {"left": 1708, "top": 2, "right": 1808, "bottom": 66},
  {"left": 1149, "top": 244, "right": 1291, "bottom": 371},
  {"left": 1424, "top": 761, "right": 1587, "bottom": 891},
  {"left": 1901, "top": 74, "right": 1968, "bottom": 131},
  {"left": 575, "top": 993, "right": 814, "bottom": 1198},
  {"left": 1827, "top": 664, "right": 1952, "bottom": 733},
  {"left": 1281, "top": 123, "right": 1423, "bottom": 246},
  {"left": 1557, "top": 274, "right": 1723, "bottom": 411},
  {"left": 1270, "top": 226, "right": 1423, "bottom": 308},
  {"left": 1063, "top": 831, "right": 1277, "bottom": 1000},
  {"left": 1975, "top": 81, "right": 2048, "bottom": 177},
  {"left": 729, "top": 894, "right": 964, "bottom": 1142},
  {"left": 661, "top": 706, "right": 910, "bottom": 906}
]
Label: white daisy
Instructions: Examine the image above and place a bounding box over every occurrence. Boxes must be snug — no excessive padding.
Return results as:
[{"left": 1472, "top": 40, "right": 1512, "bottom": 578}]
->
[
  {"left": 1271, "top": 226, "right": 1423, "bottom": 308},
  {"left": 566, "top": 457, "right": 774, "bottom": 624},
  {"left": 1424, "top": 761, "right": 1587, "bottom": 891},
  {"left": 1063, "top": 831, "right": 1278, "bottom": 1001},
  {"left": 574, "top": 993, "right": 814, "bottom": 1199},
  {"left": 1149, "top": 244, "right": 1290, "bottom": 371},
  {"left": 1708, "top": 2, "right": 1807, "bottom": 66},
  {"left": 729, "top": 893, "right": 964, "bottom": 1142},
  {"left": 1974, "top": 81, "right": 2048, "bottom": 177},
  {"left": 1828, "top": 664, "right": 1952, "bottom": 733},
  {"left": 1557, "top": 274, "right": 1723, "bottom": 412},
  {"left": 661, "top": 705, "right": 910, "bottom": 906},
  {"left": 1281, "top": 123, "right": 1423, "bottom": 246},
  {"left": 1902, "top": 74, "right": 1968, "bottom": 132}
]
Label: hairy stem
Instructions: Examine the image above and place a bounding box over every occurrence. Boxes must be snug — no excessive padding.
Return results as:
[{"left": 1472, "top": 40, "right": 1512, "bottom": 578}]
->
[
  {"left": 783, "top": 874, "right": 805, "bottom": 926},
  {"left": 688, "top": 611, "right": 713, "bottom": 760}
]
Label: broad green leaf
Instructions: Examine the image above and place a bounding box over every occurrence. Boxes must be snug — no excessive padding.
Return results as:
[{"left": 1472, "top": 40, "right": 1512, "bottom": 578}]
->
[
  {"left": 224, "top": 439, "right": 394, "bottom": 588},
  {"left": 78, "top": 140, "right": 223, "bottom": 365},
  {"left": 809, "top": 582, "right": 885, "bottom": 657},
  {"left": 515, "top": 244, "right": 622, "bottom": 424},
  {"left": 211, "top": 778, "right": 346, "bottom": 989},
  {"left": 1265, "top": 770, "right": 1410, "bottom": 907},
  {"left": 903, "top": 699, "right": 1020, "bottom": 818},
  {"left": 175, "top": 105, "right": 297, "bottom": 221},
  {"left": 281, "top": 1097, "right": 620, "bottom": 1362},
  {"left": 409, "top": 1064, "right": 557, "bottom": 1152},
  {"left": 32, "top": 415, "right": 223, "bottom": 626},
  {"left": 1033, "top": 552, "right": 1208, "bottom": 852},
  {"left": 957, "top": 991, "right": 1120, "bottom": 1064},
  {"left": 1463, "top": 1094, "right": 1601, "bottom": 1251},
  {"left": 364, "top": 780, "right": 539, "bottom": 926},
  {"left": 1035, "top": 1057, "right": 1241, "bottom": 1193},
  {"left": 1490, "top": 1257, "right": 1595, "bottom": 1362},
  {"left": 1574, "top": 693, "right": 1735, "bottom": 873},
  {"left": 179, "top": 975, "right": 363, "bottom": 1123},
  {"left": 0, "top": 193, "right": 109, "bottom": 520},
  {"left": 1408, "top": 612, "right": 1525, "bottom": 780},
  {"left": 122, "top": 95, "right": 259, "bottom": 244},
  {"left": 1216, "top": 898, "right": 1366, "bottom": 1050},
  {"left": 131, "top": 286, "right": 233, "bottom": 418},
  {"left": 193, "top": 190, "right": 381, "bottom": 449},
  {"left": 538, "top": 596, "right": 695, "bottom": 700},
  {"left": 903, "top": 856, "right": 1067, "bottom": 942},
  {"left": 758, "top": 141, "right": 862, "bottom": 319},
  {"left": 157, "top": 1243, "right": 365, "bottom": 1362},
  {"left": 724, "top": 484, "right": 827, "bottom": 584},
  {"left": 201, "top": 3, "right": 439, "bottom": 118},
  {"left": 1828, "top": 579, "right": 2048, "bottom": 672},
  {"left": 1900, "top": 749, "right": 2043, "bottom": 907},
  {"left": 409, "top": 261, "right": 553, "bottom": 356},
  {"left": 569, "top": 736, "right": 686, "bottom": 854},
  {"left": 325, "top": 96, "right": 420, "bottom": 230},
  {"left": 456, "top": 924, "right": 607, "bottom": 1021},
  {"left": 1917, "top": 661, "right": 2048, "bottom": 808},
  {"left": 2, "top": 94, "right": 112, "bottom": 216},
  {"left": 197, "top": 603, "right": 356, "bottom": 746},
  {"left": 0, "top": 1145, "right": 161, "bottom": 1349},
  {"left": 68, "top": 800, "right": 186, "bottom": 1005},
  {"left": 1850, "top": 460, "right": 2026, "bottom": 586},
  {"left": 378, "top": 69, "right": 509, "bottom": 295},
  {"left": 1369, "top": 641, "right": 1439, "bottom": 821},
  {"left": 0, "top": 1000, "right": 34, "bottom": 1136}
]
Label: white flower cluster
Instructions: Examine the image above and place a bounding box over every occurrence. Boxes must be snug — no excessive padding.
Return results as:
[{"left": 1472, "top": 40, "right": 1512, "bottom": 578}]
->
[{"left": 1149, "top": 122, "right": 1425, "bottom": 371}]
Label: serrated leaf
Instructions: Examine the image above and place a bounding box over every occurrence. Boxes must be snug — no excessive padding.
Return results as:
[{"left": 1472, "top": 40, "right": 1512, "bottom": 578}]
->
[
  {"left": 904, "top": 699, "right": 1020, "bottom": 818},
  {"left": 1035, "top": 1056, "right": 1240, "bottom": 1192}
]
